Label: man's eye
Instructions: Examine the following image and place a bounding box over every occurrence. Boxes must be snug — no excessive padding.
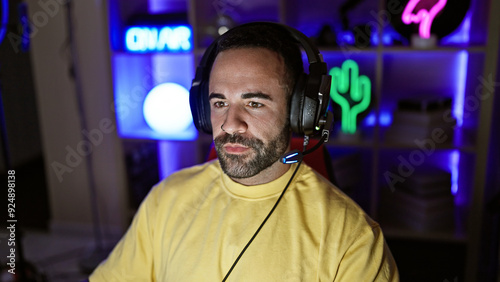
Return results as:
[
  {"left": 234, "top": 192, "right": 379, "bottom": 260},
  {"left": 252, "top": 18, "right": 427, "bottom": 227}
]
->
[
  {"left": 213, "top": 101, "right": 227, "bottom": 108},
  {"left": 248, "top": 101, "right": 263, "bottom": 108}
]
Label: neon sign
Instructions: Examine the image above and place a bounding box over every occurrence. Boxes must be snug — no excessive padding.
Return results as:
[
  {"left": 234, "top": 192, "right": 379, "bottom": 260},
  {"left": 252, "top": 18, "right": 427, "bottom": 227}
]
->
[
  {"left": 402, "top": 0, "right": 447, "bottom": 39},
  {"left": 329, "top": 60, "right": 371, "bottom": 134},
  {"left": 125, "top": 25, "right": 192, "bottom": 53}
]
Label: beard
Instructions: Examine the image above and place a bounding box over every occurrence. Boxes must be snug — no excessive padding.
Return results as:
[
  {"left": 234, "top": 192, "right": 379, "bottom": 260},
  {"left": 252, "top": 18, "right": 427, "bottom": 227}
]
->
[{"left": 214, "top": 124, "right": 290, "bottom": 179}]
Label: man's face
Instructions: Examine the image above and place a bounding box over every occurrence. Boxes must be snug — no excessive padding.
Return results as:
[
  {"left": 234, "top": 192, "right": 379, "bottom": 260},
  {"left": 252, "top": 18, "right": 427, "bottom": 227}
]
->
[{"left": 208, "top": 48, "right": 291, "bottom": 182}]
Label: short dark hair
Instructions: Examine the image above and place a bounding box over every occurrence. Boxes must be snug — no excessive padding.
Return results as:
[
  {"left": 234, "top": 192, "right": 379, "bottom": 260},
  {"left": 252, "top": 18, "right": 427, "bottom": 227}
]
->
[{"left": 214, "top": 23, "right": 304, "bottom": 97}]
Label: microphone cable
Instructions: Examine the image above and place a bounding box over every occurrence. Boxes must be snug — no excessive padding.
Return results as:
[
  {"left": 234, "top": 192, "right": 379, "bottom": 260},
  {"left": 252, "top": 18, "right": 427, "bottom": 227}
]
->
[
  {"left": 221, "top": 160, "right": 303, "bottom": 282},
  {"left": 221, "top": 132, "right": 328, "bottom": 281}
]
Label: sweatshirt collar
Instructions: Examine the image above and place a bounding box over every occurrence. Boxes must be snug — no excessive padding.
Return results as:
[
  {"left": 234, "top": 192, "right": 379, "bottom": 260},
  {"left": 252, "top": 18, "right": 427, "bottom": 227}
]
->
[{"left": 219, "top": 161, "right": 300, "bottom": 200}]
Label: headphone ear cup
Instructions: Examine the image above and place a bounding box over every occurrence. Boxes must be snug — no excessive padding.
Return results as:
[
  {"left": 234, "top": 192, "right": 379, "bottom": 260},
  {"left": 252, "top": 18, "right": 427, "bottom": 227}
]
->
[
  {"left": 199, "top": 79, "right": 213, "bottom": 134},
  {"left": 189, "top": 69, "right": 213, "bottom": 134},
  {"left": 189, "top": 80, "right": 200, "bottom": 130},
  {"left": 289, "top": 73, "right": 307, "bottom": 134}
]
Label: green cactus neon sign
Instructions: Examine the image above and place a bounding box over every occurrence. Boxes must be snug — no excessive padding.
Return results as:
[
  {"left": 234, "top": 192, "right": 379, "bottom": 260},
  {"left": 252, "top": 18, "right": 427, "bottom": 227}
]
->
[{"left": 329, "top": 60, "right": 371, "bottom": 134}]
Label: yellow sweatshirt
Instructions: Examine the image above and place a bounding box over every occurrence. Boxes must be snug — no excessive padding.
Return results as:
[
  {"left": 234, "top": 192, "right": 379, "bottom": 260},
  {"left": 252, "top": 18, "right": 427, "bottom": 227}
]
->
[{"left": 90, "top": 160, "right": 399, "bottom": 281}]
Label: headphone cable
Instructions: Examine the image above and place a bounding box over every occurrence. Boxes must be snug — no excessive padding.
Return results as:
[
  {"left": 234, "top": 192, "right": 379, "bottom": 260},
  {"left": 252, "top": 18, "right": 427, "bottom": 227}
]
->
[
  {"left": 221, "top": 132, "right": 329, "bottom": 281},
  {"left": 221, "top": 160, "right": 303, "bottom": 282}
]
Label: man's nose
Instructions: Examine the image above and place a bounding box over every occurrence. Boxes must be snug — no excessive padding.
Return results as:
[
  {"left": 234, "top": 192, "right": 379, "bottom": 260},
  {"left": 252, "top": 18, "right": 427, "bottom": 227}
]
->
[{"left": 221, "top": 105, "right": 247, "bottom": 135}]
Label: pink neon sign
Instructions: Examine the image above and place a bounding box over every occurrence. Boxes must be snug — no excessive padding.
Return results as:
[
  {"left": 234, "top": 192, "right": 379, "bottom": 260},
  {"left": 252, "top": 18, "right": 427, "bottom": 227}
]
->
[{"left": 402, "top": 0, "right": 447, "bottom": 39}]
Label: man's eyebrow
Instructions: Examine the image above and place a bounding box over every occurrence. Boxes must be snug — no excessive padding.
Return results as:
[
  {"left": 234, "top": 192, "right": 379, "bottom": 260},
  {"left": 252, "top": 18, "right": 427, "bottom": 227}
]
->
[
  {"left": 208, "top": 93, "right": 225, "bottom": 100},
  {"left": 241, "top": 92, "right": 273, "bottom": 101}
]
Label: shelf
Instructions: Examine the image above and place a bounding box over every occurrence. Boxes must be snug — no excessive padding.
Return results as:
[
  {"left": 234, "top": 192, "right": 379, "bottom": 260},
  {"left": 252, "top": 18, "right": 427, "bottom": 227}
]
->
[
  {"left": 378, "top": 191, "right": 469, "bottom": 244},
  {"left": 317, "top": 45, "right": 486, "bottom": 54},
  {"left": 317, "top": 46, "right": 379, "bottom": 54},
  {"left": 326, "top": 127, "right": 477, "bottom": 153},
  {"left": 379, "top": 142, "right": 476, "bottom": 153},
  {"left": 380, "top": 222, "right": 467, "bottom": 243},
  {"left": 194, "top": 44, "right": 486, "bottom": 57},
  {"left": 379, "top": 45, "right": 487, "bottom": 53},
  {"left": 326, "top": 138, "right": 375, "bottom": 149}
]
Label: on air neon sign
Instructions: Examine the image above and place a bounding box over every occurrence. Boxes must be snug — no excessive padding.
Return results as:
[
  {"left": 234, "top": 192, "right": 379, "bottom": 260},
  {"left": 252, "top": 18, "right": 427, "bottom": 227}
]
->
[
  {"left": 125, "top": 25, "right": 192, "bottom": 53},
  {"left": 402, "top": 0, "right": 447, "bottom": 39},
  {"left": 329, "top": 60, "right": 371, "bottom": 134}
]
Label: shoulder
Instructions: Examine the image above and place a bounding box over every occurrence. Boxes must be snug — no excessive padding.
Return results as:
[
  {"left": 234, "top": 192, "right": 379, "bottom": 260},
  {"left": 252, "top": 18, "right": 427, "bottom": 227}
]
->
[
  {"left": 293, "top": 163, "right": 357, "bottom": 206},
  {"left": 145, "top": 160, "right": 222, "bottom": 202},
  {"left": 293, "top": 163, "right": 378, "bottom": 230},
  {"left": 160, "top": 160, "right": 221, "bottom": 186}
]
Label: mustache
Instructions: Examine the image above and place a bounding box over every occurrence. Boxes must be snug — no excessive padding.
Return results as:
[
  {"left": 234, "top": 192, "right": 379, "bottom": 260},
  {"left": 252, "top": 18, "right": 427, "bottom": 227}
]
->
[{"left": 214, "top": 133, "right": 264, "bottom": 148}]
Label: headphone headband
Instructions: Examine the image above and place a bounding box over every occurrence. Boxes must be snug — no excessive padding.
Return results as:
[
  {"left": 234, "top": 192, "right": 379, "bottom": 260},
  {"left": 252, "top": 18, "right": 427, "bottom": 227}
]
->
[
  {"left": 197, "top": 22, "right": 326, "bottom": 73},
  {"left": 190, "top": 22, "right": 332, "bottom": 136}
]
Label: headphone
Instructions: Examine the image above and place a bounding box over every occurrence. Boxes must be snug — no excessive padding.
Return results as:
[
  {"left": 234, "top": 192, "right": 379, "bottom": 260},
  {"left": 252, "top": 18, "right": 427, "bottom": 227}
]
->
[{"left": 189, "top": 22, "right": 332, "bottom": 137}]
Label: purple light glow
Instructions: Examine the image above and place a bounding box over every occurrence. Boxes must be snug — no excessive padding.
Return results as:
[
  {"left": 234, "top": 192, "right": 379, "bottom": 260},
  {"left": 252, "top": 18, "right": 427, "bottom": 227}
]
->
[
  {"left": 454, "top": 50, "right": 469, "bottom": 127},
  {"left": 448, "top": 50, "right": 468, "bottom": 201},
  {"left": 158, "top": 141, "right": 178, "bottom": 180},
  {"left": 364, "top": 113, "right": 376, "bottom": 126},
  {"left": 450, "top": 150, "right": 460, "bottom": 196},
  {"left": 379, "top": 111, "right": 393, "bottom": 126},
  {"left": 363, "top": 111, "right": 392, "bottom": 127},
  {"left": 149, "top": 0, "right": 186, "bottom": 14},
  {"left": 113, "top": 53, "right": 196, "bottom": 140},
  {"left": 441, "top": 11, "right": 471, "bottom": 45}
]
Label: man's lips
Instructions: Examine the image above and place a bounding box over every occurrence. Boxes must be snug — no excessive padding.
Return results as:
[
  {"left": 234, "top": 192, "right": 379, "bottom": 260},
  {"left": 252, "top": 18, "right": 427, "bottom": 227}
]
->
[{"left": 223, "top": 143, "right": 250, "bottom": 154}]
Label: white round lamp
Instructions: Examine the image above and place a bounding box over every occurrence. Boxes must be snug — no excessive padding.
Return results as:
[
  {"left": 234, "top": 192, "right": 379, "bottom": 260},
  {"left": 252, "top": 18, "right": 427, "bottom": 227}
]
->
[{"left": 143, "top": 82, "right": 193, "bottom": 135}]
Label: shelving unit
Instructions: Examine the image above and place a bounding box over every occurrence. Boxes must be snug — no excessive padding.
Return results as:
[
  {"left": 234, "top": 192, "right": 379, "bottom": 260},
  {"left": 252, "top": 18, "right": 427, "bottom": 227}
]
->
[{"left": 109, "top": 0, "right": 499, "bottom": 280}]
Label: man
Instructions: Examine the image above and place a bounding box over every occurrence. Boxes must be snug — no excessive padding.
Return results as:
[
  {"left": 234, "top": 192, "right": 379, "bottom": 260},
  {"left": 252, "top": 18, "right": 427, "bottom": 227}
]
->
[{"left": 89, "top": 23, "right": 399, "bottom": 281}]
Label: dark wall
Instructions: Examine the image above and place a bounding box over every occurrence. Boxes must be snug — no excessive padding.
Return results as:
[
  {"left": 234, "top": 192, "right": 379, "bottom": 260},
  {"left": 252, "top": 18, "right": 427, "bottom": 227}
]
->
[{"left": 0, "top": 0, "right": 49, "bottom": 229}]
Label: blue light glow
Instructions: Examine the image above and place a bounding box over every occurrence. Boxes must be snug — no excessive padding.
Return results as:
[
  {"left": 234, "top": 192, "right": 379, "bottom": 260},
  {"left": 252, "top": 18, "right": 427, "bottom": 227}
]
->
[
  {"left": 449, "top": 150, "right": 460, "bottom": 196},
  {"left": 363, "top": 111, "right": 392, "bottom": 127},
  {"left": 441, "top": 12, "right": 471, "bottom": 45},
  {"left": 448, "top": 50, "right": 468, "bottom": 201},
  {"left": 0, "top": 0, "right": 8, "bottom": 44},
  {"left": 149, "top": 0, "right": 185, "bottom": 13},
  {"left": 364, "top": 113, "right": 376, "bottom": 126},
  {"left": 158, "top": 141, "right": 176, "bottom": 180},
  {"left": 143, "top": 82, "right": 195, "bottom": 137},
  {"left": 379, "top": 111, "right": 392, "bottom": 126},
  {"left": 454, "top": 50, "right": 469, "bottom": 127},
  {"left": 282, "top": 151, "right": 302, "bottom": 164},
  {"left": 339, "top": 31, "right": 355, "bottom": 45},
  {"left": 371, "top": 32, "right": 395, "bottom": 46},
  {"left": 113, "top": 52, "right": 196, "bottom": 140},
  {"left": 125, "top": 25, "right": 192, "bottom": 53}
]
